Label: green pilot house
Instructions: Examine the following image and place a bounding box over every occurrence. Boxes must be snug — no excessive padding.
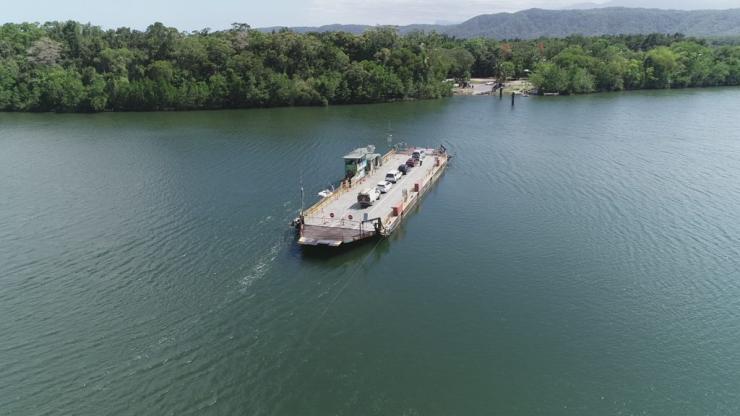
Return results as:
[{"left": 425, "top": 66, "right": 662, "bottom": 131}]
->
[{"left": 343, "top": 145, "right": 383, "bottom": 180}]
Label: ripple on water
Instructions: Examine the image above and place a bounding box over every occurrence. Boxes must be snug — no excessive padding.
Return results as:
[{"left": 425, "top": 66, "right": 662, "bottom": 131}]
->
[{"left": 2, "top": 92, "right": 740, "bottom": 414}]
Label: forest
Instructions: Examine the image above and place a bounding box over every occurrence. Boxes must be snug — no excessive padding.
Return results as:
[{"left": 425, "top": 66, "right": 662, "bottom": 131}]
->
[{"left": 2, "top": 21, "right": 740, "bottom": 112}]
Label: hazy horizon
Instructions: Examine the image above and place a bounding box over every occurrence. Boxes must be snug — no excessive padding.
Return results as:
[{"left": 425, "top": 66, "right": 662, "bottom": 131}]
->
[{"left": 3, "top": 0, "right": 740, "bottom": 31}]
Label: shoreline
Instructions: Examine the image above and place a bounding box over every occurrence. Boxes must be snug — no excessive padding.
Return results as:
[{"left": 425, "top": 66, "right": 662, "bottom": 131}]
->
[
  {"left": 453, "top": 78, "right": 535, "bottom": 96},
  {"left": 1, "top": 84, "right": 738, "bottom": 114}
]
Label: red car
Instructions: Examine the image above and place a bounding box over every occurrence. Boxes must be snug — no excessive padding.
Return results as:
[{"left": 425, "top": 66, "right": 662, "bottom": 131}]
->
[{"left": 406, "top": 158, "right": 418, "bottom": 167}]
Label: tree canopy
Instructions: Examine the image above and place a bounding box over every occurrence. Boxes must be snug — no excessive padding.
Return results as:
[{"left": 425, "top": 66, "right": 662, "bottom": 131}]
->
[
  {"left": 1, "top": 22, "right": 740, "bottom": 112},
  {"left": 0, "top": 22, "right": 454, "bottom": 111},
  {"left": 524, "top": 34, "right": 740, "bottom": 94}
]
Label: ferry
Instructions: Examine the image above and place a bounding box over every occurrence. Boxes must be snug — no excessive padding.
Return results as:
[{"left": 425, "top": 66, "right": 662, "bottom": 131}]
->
[{"left": 293, "top": 144, "right": 449, "bottom": 247}]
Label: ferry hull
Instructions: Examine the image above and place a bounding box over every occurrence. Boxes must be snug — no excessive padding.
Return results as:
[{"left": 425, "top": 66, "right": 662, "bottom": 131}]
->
[{"left": 297, "top": 147, "right": 449, "bottom": 248}]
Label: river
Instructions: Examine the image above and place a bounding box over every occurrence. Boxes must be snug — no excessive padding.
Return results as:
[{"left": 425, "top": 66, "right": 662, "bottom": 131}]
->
[{"left": 2, "top": 89, "right": 740, "bottom": 415}]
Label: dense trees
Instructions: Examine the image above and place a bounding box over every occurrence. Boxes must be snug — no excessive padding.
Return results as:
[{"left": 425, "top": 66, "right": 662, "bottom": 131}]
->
[
  {"left": 2, "top": 22, "right": 740, "bottom": 112},
  {"left": 0, "top": 22, "right": 454, "bottom": 111},
  {"left": 524, "top": 34, "right": 740, "bottom": 94},
  {"left": 444, "top": 33, "right": 740, "bottom": 95}
]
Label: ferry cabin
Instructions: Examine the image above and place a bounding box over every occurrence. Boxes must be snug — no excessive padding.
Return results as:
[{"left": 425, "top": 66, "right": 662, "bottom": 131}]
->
[{"left": 343, "top": 145, "right": 383, "bottom": 180}]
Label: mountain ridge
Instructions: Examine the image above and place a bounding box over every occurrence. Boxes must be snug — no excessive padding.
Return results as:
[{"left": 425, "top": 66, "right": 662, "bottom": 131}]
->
[{"left": 258, "top": 7, "right": 740, "bottom": 39}]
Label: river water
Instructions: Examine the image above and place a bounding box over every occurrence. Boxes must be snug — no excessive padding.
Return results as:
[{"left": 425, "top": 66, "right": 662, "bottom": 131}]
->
[{"left": 2, "top": 89, "right": 740, "bottom": 415}]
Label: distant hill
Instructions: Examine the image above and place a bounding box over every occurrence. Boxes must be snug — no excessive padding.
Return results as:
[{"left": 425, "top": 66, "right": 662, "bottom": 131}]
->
[{"left": 259, "top": 7, "right": 740, "bottom": 39}]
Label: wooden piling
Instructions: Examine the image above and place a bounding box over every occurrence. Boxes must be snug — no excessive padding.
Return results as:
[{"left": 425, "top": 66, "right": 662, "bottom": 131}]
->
[{"left": 511, "top": 91, "right": 515, "bottom": 106}]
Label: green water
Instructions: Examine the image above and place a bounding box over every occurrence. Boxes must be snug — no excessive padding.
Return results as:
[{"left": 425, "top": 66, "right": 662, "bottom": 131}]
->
[{"left": 2, "top": 90, "right": 740, "bottom": 415}]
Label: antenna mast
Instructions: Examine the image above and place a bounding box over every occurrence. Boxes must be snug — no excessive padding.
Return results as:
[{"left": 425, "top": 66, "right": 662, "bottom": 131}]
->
[
  {"left": 386, "top": 120, "right": 393, "bottom": 149},
  {"left": 299, "top": 174, "right": 305, "bottom": 216}
]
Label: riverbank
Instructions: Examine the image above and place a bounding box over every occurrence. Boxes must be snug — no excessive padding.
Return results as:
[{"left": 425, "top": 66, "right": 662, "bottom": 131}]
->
[
  {"left": 457, "top": 78, "right": 739, "bottom": 99},
  {"left": 3, "top": 22, "right": 740, "bottom": 112},
  {"left": 453, "top": 78, "right": 535, "bottom": 96}
]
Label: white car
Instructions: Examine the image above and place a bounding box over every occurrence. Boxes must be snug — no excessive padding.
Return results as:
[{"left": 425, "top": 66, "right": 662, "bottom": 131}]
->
[
  {"left": 357, "top": 187, "right": 381, "bottom": 207},
  {"left": 385, "top": 170, "right": 403, "bottom": 183},
  {"left": 376, "top": 180, "right": 392, "bottom": 193}
]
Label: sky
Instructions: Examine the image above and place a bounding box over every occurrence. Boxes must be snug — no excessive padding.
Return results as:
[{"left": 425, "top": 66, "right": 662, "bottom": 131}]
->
[{"left": 3, "top": 0, "right": 740, "bottom": 30}]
